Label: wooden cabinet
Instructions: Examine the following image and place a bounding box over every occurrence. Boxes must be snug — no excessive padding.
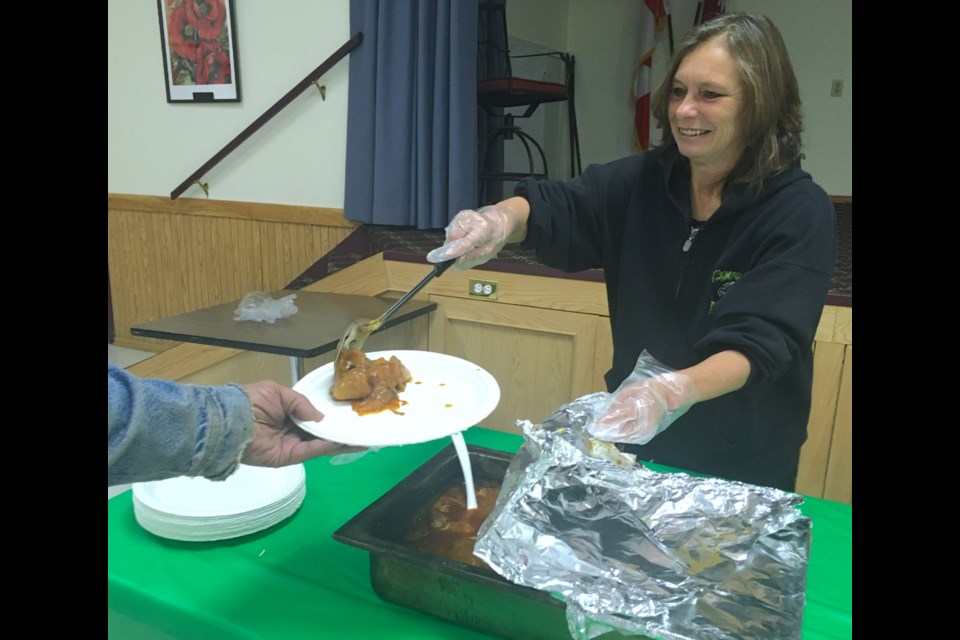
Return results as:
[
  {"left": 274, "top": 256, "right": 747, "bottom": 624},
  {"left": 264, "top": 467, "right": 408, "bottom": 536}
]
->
[
  {"left": 294, "top": 257, "right": 613, "bottom": 434},
  {"left": 427, "top": 295, "right": 607, "bottom": 433},
  {"left": 308, "top": 257, "right": 852, "bottom": 503},
  {"left": 797, "top": 305, "right": 852, "bottom": 504}
]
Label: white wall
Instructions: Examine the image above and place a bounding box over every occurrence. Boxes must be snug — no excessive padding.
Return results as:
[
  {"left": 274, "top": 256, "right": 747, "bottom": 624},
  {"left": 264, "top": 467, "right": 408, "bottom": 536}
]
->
[
  {"left": 512, "top": 0, "right": 852, "bottom": 196},
  {"left": 108, "top": 1, "right": 851, "bottom": 207},
  {"left": 107, "top": 1, "right": 353, "bottom": 206},
  {"left": 729, "top": 0, "right": 853, "bottom": 196}
]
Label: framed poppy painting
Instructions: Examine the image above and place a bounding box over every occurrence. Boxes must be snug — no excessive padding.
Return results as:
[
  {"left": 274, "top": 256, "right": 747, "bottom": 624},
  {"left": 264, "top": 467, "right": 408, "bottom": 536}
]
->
[{"left": 157, "top": 0, "right": 241, "bottom": 103}]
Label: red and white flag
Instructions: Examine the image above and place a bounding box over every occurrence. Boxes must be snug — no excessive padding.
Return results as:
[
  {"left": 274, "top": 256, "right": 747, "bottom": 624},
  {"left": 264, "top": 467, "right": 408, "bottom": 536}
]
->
[{"left": 632, "top": 0, "right": 670, "bottom": 152}]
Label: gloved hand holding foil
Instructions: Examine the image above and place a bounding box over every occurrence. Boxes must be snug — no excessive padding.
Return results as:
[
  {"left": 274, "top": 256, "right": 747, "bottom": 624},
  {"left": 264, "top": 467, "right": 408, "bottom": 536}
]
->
[
  {"left": 474, "top": 397, "right": 811, "bottom": 640},
  {"left": 426, "top": 202, "right": 523, "bottom": 270},
  {"left": 588, "top": 350, "right": 701, "bottom": 445}
]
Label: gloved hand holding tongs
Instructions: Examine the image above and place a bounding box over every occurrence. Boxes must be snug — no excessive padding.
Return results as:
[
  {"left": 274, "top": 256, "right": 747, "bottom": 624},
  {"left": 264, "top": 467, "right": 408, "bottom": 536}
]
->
[{"left": 426, "top": 201, "right": 527, "bottom": 270}]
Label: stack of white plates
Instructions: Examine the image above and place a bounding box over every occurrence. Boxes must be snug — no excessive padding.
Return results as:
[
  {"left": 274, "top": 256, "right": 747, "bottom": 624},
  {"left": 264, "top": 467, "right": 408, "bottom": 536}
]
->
[{"left": 131, "top": 464, "right": 306, "bottom": 542}]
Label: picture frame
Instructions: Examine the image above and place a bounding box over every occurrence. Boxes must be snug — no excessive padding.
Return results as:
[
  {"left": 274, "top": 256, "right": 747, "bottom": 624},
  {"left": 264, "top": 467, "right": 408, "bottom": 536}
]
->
[{"left": 156, "top": 0, "right": 241, "bottom": 103}]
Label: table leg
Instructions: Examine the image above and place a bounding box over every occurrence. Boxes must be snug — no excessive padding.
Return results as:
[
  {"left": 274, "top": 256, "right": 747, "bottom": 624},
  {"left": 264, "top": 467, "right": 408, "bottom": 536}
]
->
[{"left": 289, "top": 356, "right": 305, "bottom": 385}]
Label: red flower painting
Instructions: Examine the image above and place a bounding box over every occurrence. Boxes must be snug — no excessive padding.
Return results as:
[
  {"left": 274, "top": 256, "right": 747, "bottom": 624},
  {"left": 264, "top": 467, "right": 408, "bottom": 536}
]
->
[{"left": 164, "top": 0, "right": 233, "bottom": 86}]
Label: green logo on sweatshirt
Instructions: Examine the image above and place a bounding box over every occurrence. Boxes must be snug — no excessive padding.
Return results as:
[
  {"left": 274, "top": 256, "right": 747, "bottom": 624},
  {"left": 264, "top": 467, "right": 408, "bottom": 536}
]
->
[
  {"left": 711, "top": 270, "right": 742, "bottom": 283},
  {"left": 708, "top": 269, "right": 742, "bottom": 314}
]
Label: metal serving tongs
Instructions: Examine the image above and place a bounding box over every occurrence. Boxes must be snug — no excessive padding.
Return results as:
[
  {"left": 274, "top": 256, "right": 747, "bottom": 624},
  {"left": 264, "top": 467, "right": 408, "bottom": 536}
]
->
[{"left": 335, "top": 259, "right": 456, "bottom": 361}]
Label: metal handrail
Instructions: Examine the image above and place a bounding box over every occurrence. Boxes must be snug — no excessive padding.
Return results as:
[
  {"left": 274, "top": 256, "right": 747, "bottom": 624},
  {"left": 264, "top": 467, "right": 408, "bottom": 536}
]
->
[{"left": 170, "top": 32, "right": 363, "bottom": 200}]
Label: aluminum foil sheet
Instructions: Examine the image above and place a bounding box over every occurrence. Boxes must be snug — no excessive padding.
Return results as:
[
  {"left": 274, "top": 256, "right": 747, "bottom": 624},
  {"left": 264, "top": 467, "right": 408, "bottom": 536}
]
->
[{"left": 474, "top": 393, "right": 810, "bottom": 640}]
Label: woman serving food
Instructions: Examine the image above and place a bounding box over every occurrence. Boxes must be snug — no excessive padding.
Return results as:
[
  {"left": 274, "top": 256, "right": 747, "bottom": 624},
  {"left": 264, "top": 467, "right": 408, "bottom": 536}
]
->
[{"left": 427, "top": 13, "right": 835, "bottom": 491}]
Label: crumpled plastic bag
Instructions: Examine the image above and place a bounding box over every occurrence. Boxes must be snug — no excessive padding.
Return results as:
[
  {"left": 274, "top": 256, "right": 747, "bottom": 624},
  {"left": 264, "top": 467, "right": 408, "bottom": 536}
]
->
[{"left": 233, "top": 292, "right": 298, "bottom": 323}]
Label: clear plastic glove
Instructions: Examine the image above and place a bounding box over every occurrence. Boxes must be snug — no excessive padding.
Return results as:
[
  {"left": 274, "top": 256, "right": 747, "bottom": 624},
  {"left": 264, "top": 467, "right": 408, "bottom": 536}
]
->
[
  {"left": 588, "top": 350, "right": 701, "bottom": 445},
  {"left": 328, "top": 447, "right": 381, "bottom": 466},
  {"left": 426, "top": 203, "right": 521, "bottom": 270}
]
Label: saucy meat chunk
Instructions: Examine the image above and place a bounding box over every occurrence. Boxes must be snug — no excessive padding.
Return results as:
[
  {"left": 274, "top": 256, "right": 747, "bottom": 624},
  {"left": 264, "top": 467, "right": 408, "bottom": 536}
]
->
[
  {"left": 403, "top": 486, "right": 502, "bottom": 568},
  {"left": 331, "top": 349, "right": 412, "bottom": 415}
]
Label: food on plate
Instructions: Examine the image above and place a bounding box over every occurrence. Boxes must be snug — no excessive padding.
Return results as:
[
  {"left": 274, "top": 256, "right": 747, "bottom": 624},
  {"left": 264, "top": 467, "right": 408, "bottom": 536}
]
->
[
  {"left": 331, "top": 348, "right": 413, "bottom": 416},
  {"left": 403, "top": 485, "right": 501, "bottom": 568}
]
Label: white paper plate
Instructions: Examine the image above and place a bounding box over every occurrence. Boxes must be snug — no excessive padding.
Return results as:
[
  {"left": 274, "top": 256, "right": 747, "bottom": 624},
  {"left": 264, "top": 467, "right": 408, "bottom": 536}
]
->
[
  {"left": 132, "top": 481, "right": 306, "bottom": 542},
  {"left": 132, "top": 463, "right": 305, "bottom": 518},
  {"left": 292, "top": 350, "right": 500, "bottom": 446}
]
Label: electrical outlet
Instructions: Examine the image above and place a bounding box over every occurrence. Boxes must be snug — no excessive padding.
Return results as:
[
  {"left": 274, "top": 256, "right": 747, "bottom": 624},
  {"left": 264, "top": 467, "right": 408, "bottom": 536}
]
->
[
  {"left": 830, "top": 79, "right": 843, "bottom": 97},
  {"left": 468, "top": 279, "right": 498, "bottom": 299}
]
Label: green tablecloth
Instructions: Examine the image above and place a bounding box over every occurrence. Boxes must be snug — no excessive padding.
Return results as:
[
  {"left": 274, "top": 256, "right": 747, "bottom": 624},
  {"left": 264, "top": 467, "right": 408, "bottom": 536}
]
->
[{"left": 107, "top": 428, "right": 852, "bottom": 639}]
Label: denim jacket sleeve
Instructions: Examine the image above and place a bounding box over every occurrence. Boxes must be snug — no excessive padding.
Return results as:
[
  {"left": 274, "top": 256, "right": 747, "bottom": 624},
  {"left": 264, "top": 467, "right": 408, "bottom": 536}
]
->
[{"left": 107, "top": 364, "right": 253, "bottom": 486}]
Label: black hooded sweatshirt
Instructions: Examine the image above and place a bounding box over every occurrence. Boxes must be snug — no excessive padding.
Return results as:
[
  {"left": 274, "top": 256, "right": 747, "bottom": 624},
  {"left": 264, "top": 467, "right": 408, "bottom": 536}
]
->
[{"left": 516, "top": 146, "right": 836, "bottom": 490}]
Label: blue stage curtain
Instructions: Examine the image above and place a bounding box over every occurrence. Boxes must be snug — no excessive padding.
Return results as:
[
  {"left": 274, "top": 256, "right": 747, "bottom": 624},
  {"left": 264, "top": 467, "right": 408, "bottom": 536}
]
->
[{"left": 345, "top": 0, "right": 478, "bottom": 229}]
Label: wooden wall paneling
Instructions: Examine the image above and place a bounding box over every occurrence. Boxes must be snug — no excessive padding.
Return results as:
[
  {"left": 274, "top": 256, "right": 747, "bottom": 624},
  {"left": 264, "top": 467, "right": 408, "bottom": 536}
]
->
[
  {"left": 107, "top": 195, "right": 355, "bottom": 227},
  {"left": 796, "top": 340, "right": 844, "bottom": 498},
  {"left": 824, "top": 345, "right": 852, "bottom": 504},
  {"left": 106, "top": 209, "right": 141, "bottom": 346},
  {"left": 108, "top": 194, "right": 359, "bottom": 351},
  {"left": 593, "top": 316, "right": 614, "bottom": 392},
  {"left": 260, "top": 223, "right": 354, "bottom": 292},
  {"left": 108, "top": 208, "right": 264, "bottom": 349},
  {"left": 146, "top": 209, "right": 185, "bottom": 316},
  {"left": 428, "top": 295, "right": 600, "bottom": 435},
  {"left": 182, "top": 214, "right": 264, "bottom": 310},
  {"left": 108, "top": 209, "right": 177, "bottom": 350}
]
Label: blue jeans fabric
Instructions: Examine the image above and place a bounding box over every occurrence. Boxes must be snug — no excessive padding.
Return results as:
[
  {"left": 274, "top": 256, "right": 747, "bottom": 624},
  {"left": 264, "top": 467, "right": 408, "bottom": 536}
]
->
[{"left": 107, "top": 364, "right": 252, "bottom": 486}]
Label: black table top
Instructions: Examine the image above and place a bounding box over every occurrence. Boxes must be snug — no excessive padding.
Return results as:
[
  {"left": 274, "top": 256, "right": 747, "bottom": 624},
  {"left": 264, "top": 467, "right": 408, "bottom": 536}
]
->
[{"left": 130, "top": 290, "right": 436, "bottom": 358}]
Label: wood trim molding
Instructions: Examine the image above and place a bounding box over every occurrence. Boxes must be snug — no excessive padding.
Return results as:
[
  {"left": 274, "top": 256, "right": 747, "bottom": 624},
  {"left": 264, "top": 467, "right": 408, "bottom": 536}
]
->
[{"left": 107, "top": 194, "right": 359, "bottom": 228}]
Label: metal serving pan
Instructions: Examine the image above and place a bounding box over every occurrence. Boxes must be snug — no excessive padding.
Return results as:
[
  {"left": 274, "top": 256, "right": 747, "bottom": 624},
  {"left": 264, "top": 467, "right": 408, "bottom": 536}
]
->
[{"left": 333, "top": 444, "right": 630, "bottom": 640}]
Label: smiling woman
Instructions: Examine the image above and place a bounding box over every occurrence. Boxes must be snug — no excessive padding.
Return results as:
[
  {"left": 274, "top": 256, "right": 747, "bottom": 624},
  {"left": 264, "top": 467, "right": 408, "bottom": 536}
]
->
[
  {"left": 424, "top": 12, "right": 836, "bottom": 493},
  {"left": 652, "top": 12, "right": 803, "bottom": 201},
  {"left": 666, "top": 38, "right": 746, "bottom": 202}
]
